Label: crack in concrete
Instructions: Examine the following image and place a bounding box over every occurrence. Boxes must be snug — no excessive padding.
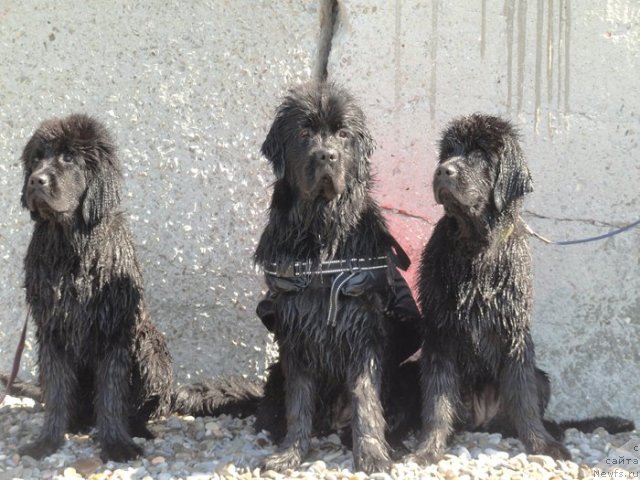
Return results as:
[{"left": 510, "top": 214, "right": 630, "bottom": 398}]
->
[
  {"left": 380, "top": 205, "right": 437, "bottom": 225},
  {"left": 314, "top": 0, "right": 340, "bottom": 82}
]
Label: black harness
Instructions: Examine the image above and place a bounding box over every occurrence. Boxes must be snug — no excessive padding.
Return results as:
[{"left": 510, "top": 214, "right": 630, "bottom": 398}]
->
[{"left": 257, "top": 238, "right": 414, "bottom": 329}]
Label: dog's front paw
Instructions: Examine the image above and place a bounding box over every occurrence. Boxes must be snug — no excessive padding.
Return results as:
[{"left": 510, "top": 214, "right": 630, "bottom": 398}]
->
[
  {"left": 262, "top": 446, "right": 303, "bottom": 473},
  {"left": 404, "top": 440, "right": 444, "bottom": 466},
  {"left": 405, "top": 451, "right": 442, "bottom": 466},
  {"left": 100, "top": 440, "right": 143, "bottom": 462},
  {"left": 353, "top": 437, "right": 392, "bottom": 474},
  {"left": 355, "top": 450, "right": 391, "bottom": 474},
  {"left": 19, "top": 437, "right": 62, "bottom": 459}
]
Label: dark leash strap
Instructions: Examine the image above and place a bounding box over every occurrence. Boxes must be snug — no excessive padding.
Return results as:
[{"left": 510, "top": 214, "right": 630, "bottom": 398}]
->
[
  {"left": 388, "top": 234, "right": 411, "bottom": 271},
  {"left": 0, "top": 309, "right": 29, "bottom": 405},
  {"left": 326, "top": 270, "right": 358, "bottom": 326},
  {"left": 524, "top": 217, "right": 640, "bottom": 246}
]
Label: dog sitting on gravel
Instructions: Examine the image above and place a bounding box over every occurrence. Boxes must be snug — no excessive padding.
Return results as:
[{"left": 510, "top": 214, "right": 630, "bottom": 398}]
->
[
  {"left": 12, "top": 114, "right": 261, "bottom": 462},
  {"left": 411, "top": 113, "right": 634, "bottom": 463},
  {"left": 253, "top": 82, "right": 422, "bottom": 474}
]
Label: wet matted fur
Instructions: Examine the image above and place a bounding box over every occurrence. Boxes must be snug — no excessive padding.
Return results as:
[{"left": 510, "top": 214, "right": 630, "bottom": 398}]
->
[
  {"left": 412, "top": 114, "right": 633, "bottom": 463},
  {"left": 19, "top": 114, "right": 172, "bottom": 461},
  {"left": 254, "top": 267, "right": 422, "bottom": 454},
  {"left": 16, "top": 114, "right": 262, "bottom": 461},
  {"left": 253, "top": 82, "right": 421, "bottom": 474}
]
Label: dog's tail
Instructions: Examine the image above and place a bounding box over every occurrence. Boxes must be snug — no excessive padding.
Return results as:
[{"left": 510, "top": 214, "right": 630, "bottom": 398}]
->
[
  {"left": 542, "top": 416, "right": 635, "bottom": 440},
  {"left": 170, "top": 376, "right": 264, "bottom": 418},
  {"left": 557, "top": 416, "right": 635, "bottom": 434},
  {"left": 314, "top": 0, "right": 340, "bottom": 83},
  {"left": 1, "top": 373, "right": 264, "bottom": 419}
]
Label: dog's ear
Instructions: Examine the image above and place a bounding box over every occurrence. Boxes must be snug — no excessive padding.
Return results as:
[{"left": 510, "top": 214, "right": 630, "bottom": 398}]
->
[
  {"left": 82, "top": 160, "right": 121, "bottom": 227},
  {"left": 492, "top": 139, "right": 533, "bottom": 212},
  {"left": 60, "top": 115, "right": 121, "bottom": 227},
  {"left": 353, "top": 124, "right": 375, "bottom": 182},
  {"left": 261, "top": 115, "right": 287, "bottom": 180}
]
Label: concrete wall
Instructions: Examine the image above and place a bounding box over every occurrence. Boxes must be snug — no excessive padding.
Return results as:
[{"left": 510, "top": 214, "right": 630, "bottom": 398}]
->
[{"left": 0, "top": 1, "right": 637, "bottom": 425}]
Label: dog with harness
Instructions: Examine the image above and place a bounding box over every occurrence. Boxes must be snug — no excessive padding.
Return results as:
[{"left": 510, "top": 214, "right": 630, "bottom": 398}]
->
[{"left": 253, "top": 82, "right": 422, "bottom": 474}]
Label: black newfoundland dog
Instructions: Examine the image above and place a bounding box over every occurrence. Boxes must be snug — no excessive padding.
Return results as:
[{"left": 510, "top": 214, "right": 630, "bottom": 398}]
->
[
  {"left": 15, "top": 114, "right": 261, "bottom": 462},
  {"left": 412, "top": 114, "right": 633, "bottom": 463},
  {"left": 253, "top": 82, "right": 421, "bottom": 473},
  {"left": 19, "top": 114, "right": 172, "bottom": 461}
]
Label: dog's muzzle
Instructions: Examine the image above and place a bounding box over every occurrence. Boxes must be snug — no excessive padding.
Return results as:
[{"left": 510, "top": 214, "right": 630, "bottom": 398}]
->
[
  {"left": 319, "top": 173, "right": 345, "bottom": 200},
  {"left": 433, "top": 160, "right": 459, "bottom": 204},
  {"left": 26, "top": 171, "right": 54, "bottom": 211}
]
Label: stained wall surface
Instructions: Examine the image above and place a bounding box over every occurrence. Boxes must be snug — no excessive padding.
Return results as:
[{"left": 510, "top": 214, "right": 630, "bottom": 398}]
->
[{"left": 0, "top": 1, "right": 638, "bottom": 425}]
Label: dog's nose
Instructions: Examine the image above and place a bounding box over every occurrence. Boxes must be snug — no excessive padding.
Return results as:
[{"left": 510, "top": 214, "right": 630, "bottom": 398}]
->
[
  {"left": 29, "top": 172, "right": 49, "bottom": 187},
  {"left": 435, "top": 163, "right": 457, "bottom": 178},
  {"left": 313, "top": 148, "right": 338, "bottom": 163}
]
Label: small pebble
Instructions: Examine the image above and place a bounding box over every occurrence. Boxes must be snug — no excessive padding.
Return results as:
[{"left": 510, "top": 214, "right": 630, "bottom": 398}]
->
[
  {"left": 528, "top": 454, "right": 557, "bottom": 469},
  {"left": 262, "top": 470, "right": 282, "bottom": 479},
  {"left": 62, "top": 467, "right": 80, "bottom": 478},
  {"left": 70, "top": 457, "right": 102, "bottom": 476}
]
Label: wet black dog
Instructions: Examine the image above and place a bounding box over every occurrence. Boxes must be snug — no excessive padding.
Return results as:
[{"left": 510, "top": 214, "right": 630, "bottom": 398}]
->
[
  {"left": 412, "top": 114, "right": 634, "bottom": 463},
  {"left": 19, "top": 114, "right": 173, "bottom": 461},
  {"left": 16, "top": 114, "right": 261, "bottom": 462},
  {"left": 253, "top": 82, "right": 421, "bottom": 473},
  {"left": 254, "top": 268, "right": 421, "bottom": 453}
]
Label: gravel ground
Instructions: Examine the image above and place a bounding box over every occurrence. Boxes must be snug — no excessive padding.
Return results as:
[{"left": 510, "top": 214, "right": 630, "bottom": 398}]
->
[{"left": 1, "top": 395, "right": 637, "bottom": 480}]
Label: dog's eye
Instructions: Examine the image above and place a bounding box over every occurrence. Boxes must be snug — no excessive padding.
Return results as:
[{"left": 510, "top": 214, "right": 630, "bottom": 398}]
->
[
  {"left": 337, "top": 129, "right": 349, "bottom": 139},
  {"left": 299, "top": 129, "right": 311, "bottom": 138},
  {"left": 60, "top": 153, "right": 74, "bottom": 163}
]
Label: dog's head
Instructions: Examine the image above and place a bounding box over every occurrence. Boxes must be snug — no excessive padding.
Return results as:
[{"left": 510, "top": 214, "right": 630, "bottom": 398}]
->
[
  {"left": 434, "top": 114, "right": 533, "bottom": 219},
  {"left": 21, "top": 114, "right": 121, "bottom": 227},
  {"left": 261, "top": 82, "right": 374, "bottom": 202}
]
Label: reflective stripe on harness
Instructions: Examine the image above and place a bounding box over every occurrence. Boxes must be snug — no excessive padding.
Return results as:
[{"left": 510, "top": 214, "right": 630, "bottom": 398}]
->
[
  {"left": 264, "top": 257, "right": 390, "bottom": 327},
  {"left": 263, "top": 256, "right": 389, "bottom": 277}
]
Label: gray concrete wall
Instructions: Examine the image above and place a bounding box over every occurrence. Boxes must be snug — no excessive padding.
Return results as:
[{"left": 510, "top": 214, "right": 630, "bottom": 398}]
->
[{"left": 0, "top": 1, "right": 638, "bottom": 425}]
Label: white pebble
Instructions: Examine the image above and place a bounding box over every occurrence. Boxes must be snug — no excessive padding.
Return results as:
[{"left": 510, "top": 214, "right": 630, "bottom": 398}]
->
[{"left": 528, "top": 454, "right": 557, "bottom": 469}]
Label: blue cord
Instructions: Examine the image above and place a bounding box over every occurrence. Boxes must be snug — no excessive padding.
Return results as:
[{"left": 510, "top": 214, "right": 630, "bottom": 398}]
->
[{"left": 526, "top": 218, "right": 640, "bottom": 246}]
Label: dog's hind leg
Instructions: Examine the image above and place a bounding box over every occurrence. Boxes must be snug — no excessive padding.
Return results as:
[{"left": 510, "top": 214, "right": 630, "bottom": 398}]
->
[
  {"left": 500, "top": 336, "right": 571, "bottom": 460},
  {"left": 19, "top": 343, "right": 77, "bottom": 459},
  {"left": 410, "top": 336, "right": 461, "bottom": 465},
  {"left": 262, "top": 356, "right": 315, "bottom": 472},
  {"left": 349, "top": 348, "right": 391, "bottom": 474},
  {"left": 95, "top": 344, "right": 142, "bottom": 462}
]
